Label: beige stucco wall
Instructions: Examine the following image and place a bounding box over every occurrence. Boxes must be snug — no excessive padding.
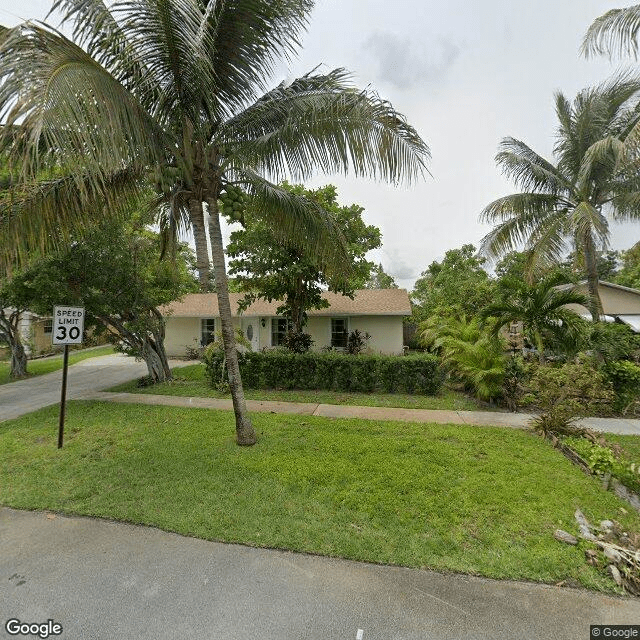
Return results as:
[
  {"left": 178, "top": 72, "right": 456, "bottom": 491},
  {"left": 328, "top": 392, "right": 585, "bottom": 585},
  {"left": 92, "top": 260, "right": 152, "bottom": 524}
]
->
[
  {"left": 564, "top": 283, "right": 640, "bottom": 316},
  {"left": 165, "top": 314, "right": 406, "bottom": 356},
  {"left": 348, "top": 316, "right": 404, "bottom": 354},
  {"left": 165, "top": 316, "right": 246, "bottom": 356}
]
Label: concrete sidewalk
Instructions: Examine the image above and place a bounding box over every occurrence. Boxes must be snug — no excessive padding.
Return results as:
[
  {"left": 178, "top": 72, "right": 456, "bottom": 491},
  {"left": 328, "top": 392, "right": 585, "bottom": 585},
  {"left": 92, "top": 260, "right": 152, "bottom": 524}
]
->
[
  {"left": 83, "top": 390, "right": 640, "bottom": 435},
  {"left": 1, "top": 507, "right": 638, "bottom": 640}
]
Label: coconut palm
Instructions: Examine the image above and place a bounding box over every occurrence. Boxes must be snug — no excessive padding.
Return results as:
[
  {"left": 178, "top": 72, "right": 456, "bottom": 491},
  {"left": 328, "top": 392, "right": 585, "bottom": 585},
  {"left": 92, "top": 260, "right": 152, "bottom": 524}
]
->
[
  {"left": 0, "top": 0, "right": 430, "bottom": 445},
  {"left": 480, "top": 272, "right": 589, "bottom": 364},
  {"left": 480, "top": 75, "right": 640, "bottom": 321}
]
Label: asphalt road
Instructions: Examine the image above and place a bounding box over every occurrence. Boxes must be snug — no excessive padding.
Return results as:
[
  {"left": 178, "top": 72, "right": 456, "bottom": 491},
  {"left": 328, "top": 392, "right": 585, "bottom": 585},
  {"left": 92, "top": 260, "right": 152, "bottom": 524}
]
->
[{"left": 1, "top": 508, "right": 639, "bottom": 640}]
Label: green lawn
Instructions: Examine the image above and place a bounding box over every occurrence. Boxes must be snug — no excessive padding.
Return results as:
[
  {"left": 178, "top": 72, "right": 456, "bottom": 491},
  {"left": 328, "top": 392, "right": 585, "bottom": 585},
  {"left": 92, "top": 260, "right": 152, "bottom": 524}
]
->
[
  {"left": 0, "top": 345, "right": 115, "bottom": 385},
  {"left": 2, "top": 400, "right": 638, "bottom": 592},
  {"left": 605, "top": 434, "right": 640, "bottom": 462},
  {"left": 110, "top": 363, "right": 488, "bottom": 411}
]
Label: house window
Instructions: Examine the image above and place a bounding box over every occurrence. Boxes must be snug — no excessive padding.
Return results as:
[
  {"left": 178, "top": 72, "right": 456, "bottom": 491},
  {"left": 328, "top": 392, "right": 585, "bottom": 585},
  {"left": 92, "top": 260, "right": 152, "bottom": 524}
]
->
[
  {"left": 331, "top": 318, "right": 348, "bottom": 349},
  {"left": 43, "top": 319, "right": 53, "bottom": 335},
  {"left": 271, "top": 318, "right": 291, "bottom": 346},
  {"left": 201, "top": 318, "right": 215, "bottom": 346}
]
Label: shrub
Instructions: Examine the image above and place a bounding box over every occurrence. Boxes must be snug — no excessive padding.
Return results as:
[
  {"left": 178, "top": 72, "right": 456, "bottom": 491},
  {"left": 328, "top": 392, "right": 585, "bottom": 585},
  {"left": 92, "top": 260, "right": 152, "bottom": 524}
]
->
[
  {"left": 587, "top": 322, "right": 640, "bottom": 363},
  {"left": 603, "top": 360, "right": 640, "bottom": 415},
  {"left": 203, "top": 349, "right": 443, "bottom": 395},
  {"left": 528, "top": 361, "right": 614, "bottom": 435},
  {"left": 346, "top": 330, "right": 371, "bottom": 355},
  {"left": 282, "top": 331, "right": 314, "bottom": 353},
  {"left": 502, "top": 356, "right": 528, "bottom": 412}
]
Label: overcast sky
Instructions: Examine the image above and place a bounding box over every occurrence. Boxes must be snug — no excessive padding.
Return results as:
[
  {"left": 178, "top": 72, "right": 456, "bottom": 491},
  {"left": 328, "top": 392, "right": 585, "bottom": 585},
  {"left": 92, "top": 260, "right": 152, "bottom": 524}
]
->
[{"left": 1, "top": 0, "right": 638, "bottom": 288}]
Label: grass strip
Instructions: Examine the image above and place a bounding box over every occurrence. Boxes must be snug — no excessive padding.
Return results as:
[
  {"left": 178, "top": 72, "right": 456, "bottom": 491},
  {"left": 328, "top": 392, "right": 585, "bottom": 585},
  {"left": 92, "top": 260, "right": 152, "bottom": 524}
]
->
[{"left": 2, "top": 400, "right": 639, "bottom": 592}]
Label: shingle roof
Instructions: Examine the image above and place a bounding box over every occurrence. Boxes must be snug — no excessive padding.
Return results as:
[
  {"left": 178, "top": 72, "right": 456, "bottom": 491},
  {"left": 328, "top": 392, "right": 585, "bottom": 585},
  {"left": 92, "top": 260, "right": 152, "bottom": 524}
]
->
[{"left": 162, "top": 289, "right": 412, "bottom": 318}]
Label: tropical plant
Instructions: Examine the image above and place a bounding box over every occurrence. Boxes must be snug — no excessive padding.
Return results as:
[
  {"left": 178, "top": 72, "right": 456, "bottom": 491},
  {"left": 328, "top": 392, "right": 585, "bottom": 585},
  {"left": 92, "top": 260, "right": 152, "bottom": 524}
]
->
[
  {"left": 0, "top": 0, "right": 430, "bottom": 444},
  {"left": 481, "top": 272, "right": 589, "bottom": 363},
  {"left": 480, "top": 75, "right": 640, "bottom": 321},
  {"left": 420, "top": 314, "right": 505, "bottom": 402}
]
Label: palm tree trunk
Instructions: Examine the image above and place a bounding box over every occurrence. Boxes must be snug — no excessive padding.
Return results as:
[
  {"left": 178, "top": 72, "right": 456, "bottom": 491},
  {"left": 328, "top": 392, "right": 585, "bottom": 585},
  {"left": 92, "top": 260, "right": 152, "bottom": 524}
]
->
[
  {"left": 583, "top": 234, "right": 604, "bottom": 322},
  {"left": 206, "top": 196, "right": 257, "bottom": 446},
  {"left": 189, "top": 198, "right": 211, "bottom": 292}
]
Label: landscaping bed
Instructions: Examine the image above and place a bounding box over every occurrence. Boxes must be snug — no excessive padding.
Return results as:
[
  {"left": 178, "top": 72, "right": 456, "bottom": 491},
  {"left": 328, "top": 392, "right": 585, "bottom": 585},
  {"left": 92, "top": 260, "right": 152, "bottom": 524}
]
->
[{"left": 1, "top": 400, "right": 639, "bottom": 592}]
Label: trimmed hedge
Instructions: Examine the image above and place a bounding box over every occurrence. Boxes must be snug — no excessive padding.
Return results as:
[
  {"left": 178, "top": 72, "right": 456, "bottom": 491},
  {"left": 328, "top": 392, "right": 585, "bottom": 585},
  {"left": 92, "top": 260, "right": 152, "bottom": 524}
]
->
[{"left": 204, "top": 350, "right": 443, "bottom": 395}]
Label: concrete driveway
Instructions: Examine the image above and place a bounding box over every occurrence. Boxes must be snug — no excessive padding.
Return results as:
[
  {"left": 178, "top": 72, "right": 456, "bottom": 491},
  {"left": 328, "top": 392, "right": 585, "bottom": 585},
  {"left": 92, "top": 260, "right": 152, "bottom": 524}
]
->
[
  {"left": 0, "top": 354, "right": 151, "bottom": 422},
  {"left": 1, "top": 508, "right": 638, "bottom": 640}
]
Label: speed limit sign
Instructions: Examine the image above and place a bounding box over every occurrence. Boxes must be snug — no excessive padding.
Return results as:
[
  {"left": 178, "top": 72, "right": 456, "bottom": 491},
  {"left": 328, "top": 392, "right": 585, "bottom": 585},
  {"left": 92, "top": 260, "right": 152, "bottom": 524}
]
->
[{"left": 52, "top": 306, "right": 85, "bottom": 345}]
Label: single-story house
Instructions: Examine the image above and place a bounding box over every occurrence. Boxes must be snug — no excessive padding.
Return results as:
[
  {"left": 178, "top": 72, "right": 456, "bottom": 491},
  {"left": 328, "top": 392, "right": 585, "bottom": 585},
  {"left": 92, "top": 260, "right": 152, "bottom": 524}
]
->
[
  {"left": 161, "top": 289, "right": 411, "bottom": 356},
  {"left": 559, "top": 281, "right": 640, "bottom": 332}
]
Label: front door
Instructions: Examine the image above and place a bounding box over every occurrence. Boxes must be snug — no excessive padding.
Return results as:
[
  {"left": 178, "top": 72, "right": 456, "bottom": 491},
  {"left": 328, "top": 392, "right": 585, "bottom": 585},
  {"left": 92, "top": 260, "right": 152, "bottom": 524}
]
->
[{"left": 241, "top": 318, "right": 260, "bottom": 352}]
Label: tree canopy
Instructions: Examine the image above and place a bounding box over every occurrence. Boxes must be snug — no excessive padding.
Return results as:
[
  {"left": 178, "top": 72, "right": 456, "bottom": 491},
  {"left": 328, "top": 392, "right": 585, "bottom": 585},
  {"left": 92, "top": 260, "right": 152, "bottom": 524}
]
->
[
  {"left": 12, "top": 222, "right": 197, "bottom": 382},
  {"left": 364, "top": 263, "right": 398, "bottom": 289},
  {"left": 227, "top": 182, "right": 382, "bottom": 333},
  {"left": 411, "top": 244, "right": 495, "bottom": 323}
]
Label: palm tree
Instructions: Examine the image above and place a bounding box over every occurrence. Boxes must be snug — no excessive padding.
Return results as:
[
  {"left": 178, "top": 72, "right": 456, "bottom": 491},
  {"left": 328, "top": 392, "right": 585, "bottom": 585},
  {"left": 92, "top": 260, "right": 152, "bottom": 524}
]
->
[
  {"left": 479, "top": 75, "right": 640, "bottom": 321},
  {"left": 0, "top": 0, "right": 430, "bottom": 445},
  {"left": 480, "top": 272, "right": 589, "bottom": 364}
]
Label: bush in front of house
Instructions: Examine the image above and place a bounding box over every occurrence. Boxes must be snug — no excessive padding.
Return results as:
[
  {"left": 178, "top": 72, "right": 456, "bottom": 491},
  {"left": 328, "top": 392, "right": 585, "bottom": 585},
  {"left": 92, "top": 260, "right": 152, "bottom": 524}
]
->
[
  {"left": 204, "top": 349, "right": 444, "bottom": 395},
  {"left": 603, "top": 360, "right": 640, "bottom": 415}
]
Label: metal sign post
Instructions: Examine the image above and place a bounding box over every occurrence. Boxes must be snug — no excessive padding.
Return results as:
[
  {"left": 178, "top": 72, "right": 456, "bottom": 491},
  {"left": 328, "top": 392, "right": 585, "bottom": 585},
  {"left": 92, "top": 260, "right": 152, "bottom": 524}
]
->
[{"left": 53, "top": 306, "right": 85, "bottom": 449}]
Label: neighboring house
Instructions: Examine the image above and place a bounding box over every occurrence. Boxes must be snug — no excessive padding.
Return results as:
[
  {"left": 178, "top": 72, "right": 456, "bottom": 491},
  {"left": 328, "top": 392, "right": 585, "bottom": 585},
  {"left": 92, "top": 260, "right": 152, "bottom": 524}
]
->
[
  {"left": 1, "top": 310, "right": 53, "bottom": 356},
  {"left": 559, "top": 281, "right": 640, "bottom": 332},
  {"left": 161, "top": 289, "right": 412, "bottom": 356}
]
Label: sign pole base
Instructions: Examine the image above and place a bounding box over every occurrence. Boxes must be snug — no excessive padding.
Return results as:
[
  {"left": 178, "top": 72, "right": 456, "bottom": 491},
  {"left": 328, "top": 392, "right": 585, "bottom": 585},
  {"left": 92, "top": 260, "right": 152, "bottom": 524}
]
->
[{"left": 57, "top": 344, "right": 70, "bottom": 449}]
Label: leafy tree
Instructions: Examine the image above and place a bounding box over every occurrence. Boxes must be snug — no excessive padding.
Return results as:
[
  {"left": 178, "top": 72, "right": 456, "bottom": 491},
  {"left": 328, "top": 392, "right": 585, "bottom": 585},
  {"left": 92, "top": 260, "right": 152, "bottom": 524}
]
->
[
  {"left": 411, "top": 244, "right": 495, "bottom": 323},
  {"left": 616, "top": 241, "right": 640, "bottom": 289},
  {"left": 481, "top": 272, "right": 589, "bottom": 364},
  {"left": 227, "top": 183, "right": 382, "bottom": 333},
  {"left": 559, "top": 250, "right": 619, "bottom": 282},
  {"left": 13, "top": 223, "right": 197, "bottom": 382},
  {"left": 0, "top": 0, "right": 429, "bottom": 444},
  {"left": 364, "top": 263, "right": 398, "bottom": 289},
  {"left": 480, "top": 76, "right": 640, "bottom": 321},
  {"left": 0, "top": 275, "right": 31, "bottom": 378}
]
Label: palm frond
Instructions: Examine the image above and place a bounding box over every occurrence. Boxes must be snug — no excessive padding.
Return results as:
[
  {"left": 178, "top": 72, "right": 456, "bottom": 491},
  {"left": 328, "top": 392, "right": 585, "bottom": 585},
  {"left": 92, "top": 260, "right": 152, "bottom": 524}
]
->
[
  {"left": 0, "top": 23, "right": 168, "bottom": 178},
  {"left": 570, "top": 200, "right": 610, "bottom": 249},
  {"left": 496, "top": 137, "right": 571, "bottom": 195},
  {"left": 226, "top": 168, "right": 352, "bottom": 280},
  {"left": 195, "top": 0, "right": 314, "bottom": 118},
  {"left": 582, "top": 4, "right": 640, "bottom": 59},
  {"left": 220, "top": 68, "right": 430, "bottom": 185},
  {"left": 0, "top": 168, "right": 144, "bottom": 269},
  {"left": 479, "top": 193, "right": 566, "bottom": 259}
]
